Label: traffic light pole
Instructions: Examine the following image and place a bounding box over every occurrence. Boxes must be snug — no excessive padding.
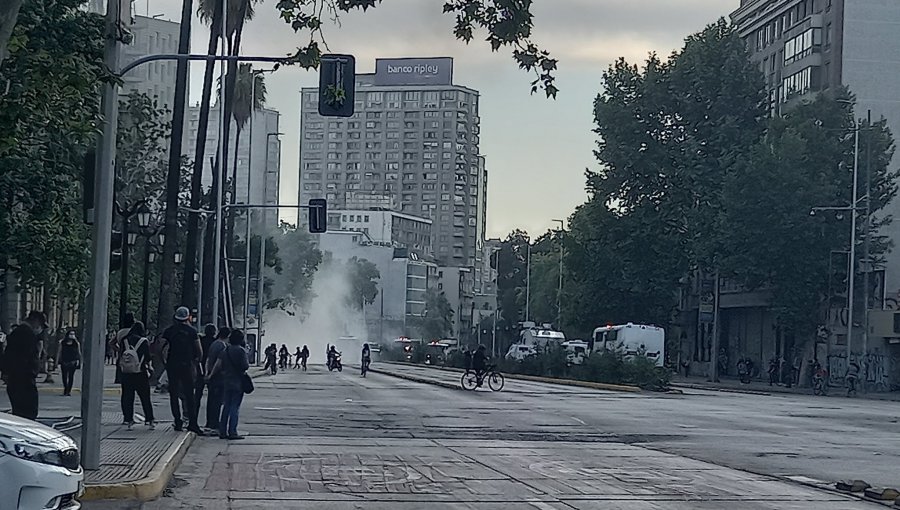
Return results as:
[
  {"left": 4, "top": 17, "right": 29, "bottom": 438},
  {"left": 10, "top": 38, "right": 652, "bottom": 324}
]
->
[{"left": 82, "top": 0, "right": 125, "bottom": 471}]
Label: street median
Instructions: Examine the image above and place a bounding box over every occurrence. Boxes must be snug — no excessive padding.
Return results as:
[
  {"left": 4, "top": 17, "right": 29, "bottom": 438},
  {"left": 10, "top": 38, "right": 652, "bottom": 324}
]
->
[{"left": 375, "top": 361, "right": 641, "bottom": 393}]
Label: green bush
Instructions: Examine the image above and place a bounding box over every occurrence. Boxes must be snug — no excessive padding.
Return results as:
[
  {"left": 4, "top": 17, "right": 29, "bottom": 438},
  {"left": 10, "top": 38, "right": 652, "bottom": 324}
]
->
[{"left": 574, "top": 351, "right": 671, "bottom": 390}]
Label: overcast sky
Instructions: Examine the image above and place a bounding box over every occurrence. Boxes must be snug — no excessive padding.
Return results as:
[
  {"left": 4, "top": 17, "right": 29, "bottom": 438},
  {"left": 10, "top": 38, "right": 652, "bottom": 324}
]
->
[{"left": 142, "top": 0, "right": 729, "bottom": 238}]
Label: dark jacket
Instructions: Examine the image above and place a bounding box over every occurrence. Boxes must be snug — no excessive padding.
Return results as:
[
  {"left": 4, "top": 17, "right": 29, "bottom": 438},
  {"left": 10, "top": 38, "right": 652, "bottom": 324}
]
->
[
  {"left": 219, "top": 345, "right": 250, "bottom": 392},
  {"left": 0, "top": 324, "right": 41, "bottom": 379}
]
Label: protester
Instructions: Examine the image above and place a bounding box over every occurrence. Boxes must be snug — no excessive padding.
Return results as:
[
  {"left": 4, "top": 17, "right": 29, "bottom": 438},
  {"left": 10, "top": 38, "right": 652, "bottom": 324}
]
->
[
  {"left": 293, "top": 346, "right": 302, "bottom": 369},
  {"left": 204, "top": 326, "right": 230, "bottom": 432},
  {"left": 56, "top": 330, "right": 82, "bottom": 396},
  {"left": 361, "top": 343, "right": 371, "bottom": 376},
  {"left": 207, "top": 329, "right": 250, "bottom": 440},
  {"left": 119, "top": 321, "right": 155, "bottom": 430},
  {"left": 194, "top": 323, "right": 217, "bottom": 424},
  {"left": 299, "top": 345, "right": 309, "bottom": 371},
  {"left": 264, "top": 343, "right": 277, "bottom": 375},
  {"left": 1, "top": 311, "right": 47, "bottom": 419},
  {"left": 160, "top": 306, "right": 204, "bottom": 434},
  {"left": 278, "top": 344, "right": 289, "bottom": 370}
]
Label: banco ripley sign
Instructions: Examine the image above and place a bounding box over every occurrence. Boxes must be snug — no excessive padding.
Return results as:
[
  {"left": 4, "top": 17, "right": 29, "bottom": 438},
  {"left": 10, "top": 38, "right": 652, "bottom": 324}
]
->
[{"left": 374, "top": 57, "right": 453, "bottom": 86}]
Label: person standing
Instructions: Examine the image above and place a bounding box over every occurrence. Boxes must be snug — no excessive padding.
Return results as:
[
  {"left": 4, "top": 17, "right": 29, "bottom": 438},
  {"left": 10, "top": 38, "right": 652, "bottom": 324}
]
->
[
  {"left": 361, "top": 343, "right": 371, "bottom": 377},
  {"left": 204, "top": 327, "right": 230, "bottom": 431},
  {"left": 208, "top": 329, "right": 249, "bottom": 440},
  {"left": 56, "top": 330, "right": 82, "bottom": 396},
  {"left": 194, "top": 324, "right": 217, "bottom": 424},
  {"left": 160, "top": 307, "right": 204, "bottom": 434},
  {"left": 264, "top": 343, "right": 277, "bottom": 375},
  {"left": 278, "top": 344, "right": 289, "bottom": 370},
  {"left": 300, "top": 345, "right": 309, "bottom": 371},
  {"left": 294, "top": 346, "right": 302, "bottom": 369},
  {"left": 119, "top": 322, "right": 155, "bottom": 430},
  {"left": 0, "top": 311, "right": 47, "bottom": 419}
]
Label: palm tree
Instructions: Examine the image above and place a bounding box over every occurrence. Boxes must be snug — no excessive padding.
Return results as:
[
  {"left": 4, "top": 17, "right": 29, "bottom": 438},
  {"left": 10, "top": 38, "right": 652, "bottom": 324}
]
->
[{"left": 182, "top": 0, "right": 257, "bottom": 322}]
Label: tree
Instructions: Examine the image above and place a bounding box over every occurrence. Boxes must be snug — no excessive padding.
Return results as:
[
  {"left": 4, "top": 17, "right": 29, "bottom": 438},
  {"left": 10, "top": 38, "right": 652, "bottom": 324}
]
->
[
  {"left": 0, "top": 0, "right": 23, "bottom": 66},
  {"left": 411, "top": 289, "right": 454, "bottom": 340},
  {"left": 266, "top": 222, "right": 322, "bottom": 310},
  {"left": 0, "top": 0, "right": 104, "bottom": 328},
  {"left": 116, "top": 92, "right": 170, "bottom": 207},
  {"left": 346, "top": 256, "right": 379, "bottom": 310},
  {"left": 721, "top": 91, "right": 897, "bottom": 337}
]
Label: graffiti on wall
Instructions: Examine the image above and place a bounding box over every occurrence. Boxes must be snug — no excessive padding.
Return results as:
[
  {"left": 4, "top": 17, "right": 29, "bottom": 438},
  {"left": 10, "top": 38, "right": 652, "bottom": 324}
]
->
[{"left": 826, "top": 351, "right": 897, "bottom": 390}]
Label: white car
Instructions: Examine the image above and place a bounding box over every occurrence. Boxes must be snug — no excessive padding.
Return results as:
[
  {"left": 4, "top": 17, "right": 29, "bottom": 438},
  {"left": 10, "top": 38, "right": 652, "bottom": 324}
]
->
[
  {"left": 506, "top": 344, "right": 538, "bottom": 361},
  {"left": 0, "top": 412, "right": 83, "bottom": 509}
]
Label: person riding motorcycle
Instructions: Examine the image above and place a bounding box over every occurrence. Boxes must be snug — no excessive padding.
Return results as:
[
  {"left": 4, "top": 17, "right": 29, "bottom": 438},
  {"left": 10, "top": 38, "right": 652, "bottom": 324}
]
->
[{"left": 327, "top": 345, "right": 341, "bottom": 370}]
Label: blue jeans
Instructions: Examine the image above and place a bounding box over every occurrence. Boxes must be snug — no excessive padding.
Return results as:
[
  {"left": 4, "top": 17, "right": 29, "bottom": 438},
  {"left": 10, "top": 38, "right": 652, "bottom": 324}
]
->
[{"left": 219, "top": 387, "right": 244, "bottom": 437}]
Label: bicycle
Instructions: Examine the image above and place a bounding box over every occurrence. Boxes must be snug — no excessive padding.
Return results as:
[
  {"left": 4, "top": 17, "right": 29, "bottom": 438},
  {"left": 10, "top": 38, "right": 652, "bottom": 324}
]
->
[{"left": 460, "top": 364, "right": 505, "bottom": 391}]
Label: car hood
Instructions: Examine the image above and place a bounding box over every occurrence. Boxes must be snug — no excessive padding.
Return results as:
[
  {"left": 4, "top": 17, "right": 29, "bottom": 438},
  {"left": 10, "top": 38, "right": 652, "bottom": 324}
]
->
[{"left": 0, "top": 412, "right": 76, "bottom": 451}]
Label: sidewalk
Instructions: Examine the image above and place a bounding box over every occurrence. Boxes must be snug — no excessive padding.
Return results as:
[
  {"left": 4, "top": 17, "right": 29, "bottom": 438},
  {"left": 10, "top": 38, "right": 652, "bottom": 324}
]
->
[{"left": 672, "top": 374, "right": 900, "bottom": 401}]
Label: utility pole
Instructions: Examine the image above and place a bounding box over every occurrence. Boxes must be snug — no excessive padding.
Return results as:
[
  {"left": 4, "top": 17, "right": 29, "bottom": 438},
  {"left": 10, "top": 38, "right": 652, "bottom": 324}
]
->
[
  {"left": 492, "top": 248, "right": 499, "bottom": 357},
  {"left": 709, "top": 270, "right": 720, "bottom": 383},
  {"left": 553, "top": 219, "right": 564, "bottom": 329},
  {"left": 81, "top": 0, "right": 125, "bottom": 471},
  {"left": 525, "top": 243, "right": 531, "bottom": 323},
  {"left": 862, "top": 110, "right": 872, "bottom": 364},
  {"left": 847, "top": 119, "right": 860, "bottom": 361},
  {"left": 255, "top": 132, "right": 282, "bottom": 349},
  {"left": 210, "top": 1, "right": 229, "bottom": 327}
]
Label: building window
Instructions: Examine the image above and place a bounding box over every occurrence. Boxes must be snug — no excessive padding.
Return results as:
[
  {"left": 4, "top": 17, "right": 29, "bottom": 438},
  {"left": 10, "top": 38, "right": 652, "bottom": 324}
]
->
[{"left": 784, "top": 28, "right": 821, "bottom": 66}]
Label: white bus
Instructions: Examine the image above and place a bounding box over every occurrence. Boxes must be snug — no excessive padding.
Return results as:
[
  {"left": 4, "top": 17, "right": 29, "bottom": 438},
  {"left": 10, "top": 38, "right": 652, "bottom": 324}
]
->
[{"left": 591, "top": 323, "right": 665, "bottom": 367}]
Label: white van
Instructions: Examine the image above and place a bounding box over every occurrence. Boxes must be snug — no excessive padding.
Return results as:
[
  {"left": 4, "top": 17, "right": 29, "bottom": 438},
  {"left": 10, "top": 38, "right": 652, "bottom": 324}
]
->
[
  {"left": 591, "top": 323, "right": 665, "bottom": 367},
  {"left": 562, "top": 340, "right": 589, "bottom": 365}
]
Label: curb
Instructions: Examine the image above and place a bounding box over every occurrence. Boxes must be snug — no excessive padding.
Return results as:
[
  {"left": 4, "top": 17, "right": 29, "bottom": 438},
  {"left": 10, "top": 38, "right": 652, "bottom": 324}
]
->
[
  {"left": 81, "top": 432, "right": 194, "bottom": 501},
  {"left": 370, "top": 368, "right": 461, "bottom": 391},
  {"left": 380, "top": 362, "right": 642, "bottom": 393},
  {"left": 672, "top": 383, "right": 772, "bottom": 396}
]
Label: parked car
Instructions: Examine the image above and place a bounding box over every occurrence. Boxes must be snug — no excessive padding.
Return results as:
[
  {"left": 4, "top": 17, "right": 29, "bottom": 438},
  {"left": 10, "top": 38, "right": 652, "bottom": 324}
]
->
[
  {"left": 562, "top": 340, "right": 589, "bottom": 366},
  {"left": 506, "top": 343, "right": 538, "bottom": 361},
  {"left": 0, "top": 412, "right": 83, "bottom": 509}
]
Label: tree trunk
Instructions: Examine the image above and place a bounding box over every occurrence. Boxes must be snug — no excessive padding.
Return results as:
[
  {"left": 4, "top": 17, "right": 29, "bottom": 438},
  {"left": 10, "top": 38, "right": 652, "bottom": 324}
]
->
[
  {"left": 181, "top": 0, "right": 223, "bottom": 317},
  {"left": 156, "top": 0, "right": 195, "bottom": 332},
  {"left": 0, "top": 0, "right": 23, "bottom": 67},
  {"left": 199, "top": 5, "right": 249, "bottom": 325}
]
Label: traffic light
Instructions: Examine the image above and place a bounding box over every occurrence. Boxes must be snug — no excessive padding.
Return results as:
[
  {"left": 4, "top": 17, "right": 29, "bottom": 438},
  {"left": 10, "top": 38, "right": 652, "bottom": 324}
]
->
[
  {"left": 308, "top": 198, "right": 327, "bottom": 233},
  {"left": 318, "top": 54, "right": 356, "bottom": 118}
]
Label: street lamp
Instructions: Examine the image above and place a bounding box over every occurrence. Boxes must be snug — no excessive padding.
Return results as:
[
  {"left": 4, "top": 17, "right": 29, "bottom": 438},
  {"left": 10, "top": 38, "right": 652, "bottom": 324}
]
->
[
  {"left": 180, "top": 206, "right": 213, "bottom": 325},
  {"left": 250, "top": 132, "right": 283, "bottom": 351}
]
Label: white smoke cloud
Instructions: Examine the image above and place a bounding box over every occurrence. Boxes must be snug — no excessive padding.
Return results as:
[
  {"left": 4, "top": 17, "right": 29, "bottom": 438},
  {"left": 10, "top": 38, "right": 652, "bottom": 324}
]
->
[{"left": 262, "top": 261, "right": 367, "bottom": 365}]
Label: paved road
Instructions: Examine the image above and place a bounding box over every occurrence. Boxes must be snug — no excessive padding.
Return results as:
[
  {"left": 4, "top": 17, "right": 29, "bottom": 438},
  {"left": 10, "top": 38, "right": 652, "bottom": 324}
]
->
[
  {"left": 77, "top": 364, "right": 887, "bottom": 509},
  {"left": 382, "top": 363, "right": 900, "bottom": 490}
]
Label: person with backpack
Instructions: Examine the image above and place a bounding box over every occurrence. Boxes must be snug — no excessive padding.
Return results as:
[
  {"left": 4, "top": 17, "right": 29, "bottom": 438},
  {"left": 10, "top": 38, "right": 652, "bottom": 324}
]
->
[
  {"left": 160, "top": 306, "right": 204, "bottom": 434},
  {"left": 56, "top": 330, "right": 82, "bottom": 396},
  {"left": 204, "top": 327, "right": 230, "bottom": 431},
  {"left": 207, "top": 329, "right": 250, "bottom": 440},
  {"left": 119, "top": 321, "right": 155, "bottom": 430}
]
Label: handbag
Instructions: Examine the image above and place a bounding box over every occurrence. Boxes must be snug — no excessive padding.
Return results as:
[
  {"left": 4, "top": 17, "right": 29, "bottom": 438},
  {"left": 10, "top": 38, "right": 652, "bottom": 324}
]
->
[{"left": 226, "top": 347, "right": 254, "bottom": 394}]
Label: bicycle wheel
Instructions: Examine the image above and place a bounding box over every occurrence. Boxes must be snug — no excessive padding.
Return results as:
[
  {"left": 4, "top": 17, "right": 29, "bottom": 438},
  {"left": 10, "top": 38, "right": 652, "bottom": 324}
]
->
[
  {"left": 460, "top": 371, "right": 478, "bottom": 390},
  {"left": 488, "top": 372, "right": 505, "bottom": 391}
]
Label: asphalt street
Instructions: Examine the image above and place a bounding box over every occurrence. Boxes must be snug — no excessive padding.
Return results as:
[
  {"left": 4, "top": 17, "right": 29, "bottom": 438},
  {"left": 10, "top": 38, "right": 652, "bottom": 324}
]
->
[{"left": 69, "top": 362, "right": 894, "bottom": 509}]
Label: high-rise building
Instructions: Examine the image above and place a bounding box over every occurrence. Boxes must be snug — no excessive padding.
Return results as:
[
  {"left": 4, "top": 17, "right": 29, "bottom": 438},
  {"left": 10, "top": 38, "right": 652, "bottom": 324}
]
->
[
  {"left": 88, "top": 2, "right": 186, "bottom": 117},
  {"left": 297, "top": 57, "right": 485, "bottom": 270},
  {"left": 183, "top": 105, "right": 282, "bottom": 230}
]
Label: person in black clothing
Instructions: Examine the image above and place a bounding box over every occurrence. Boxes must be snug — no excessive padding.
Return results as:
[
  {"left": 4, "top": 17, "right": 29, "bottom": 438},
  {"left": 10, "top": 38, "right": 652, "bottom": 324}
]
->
[
  {"left": 472, "top": 344, "right": 487, "bottom": 387},
  {"left": 119, "top": 322, "right": 155, "bottom": 429},
  {"left": 160, "top": 307, "right": 204, "bottom": 434},
  {"left": 194, "top": 323, "right": 217, "bottom": 423},
  {"left": 279, "top": 344, "right": 289, "bottom": 370},
  {"left": 56, "top": 330, "right": 82, "bottom": 396},
  {"left": 0, "top": 311, "right": 47, "bottom": 420},
  {"left": 204, "top": 327, "right": 230, "bottom": 430},
  {"left": 264, "top": 343, "right": 277, "bottom": 374},
  {"left": 300, "top": 345, "right": 309, "bottom": 371}
]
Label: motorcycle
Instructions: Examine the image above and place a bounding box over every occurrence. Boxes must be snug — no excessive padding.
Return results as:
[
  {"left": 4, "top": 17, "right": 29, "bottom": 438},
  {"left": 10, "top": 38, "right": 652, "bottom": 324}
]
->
[{"left": 327, "top": 353, "right": 343, "bottom": 372}]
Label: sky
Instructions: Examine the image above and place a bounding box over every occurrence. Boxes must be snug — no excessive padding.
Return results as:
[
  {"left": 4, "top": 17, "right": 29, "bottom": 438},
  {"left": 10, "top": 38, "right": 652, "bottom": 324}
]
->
[{"left": 140, "top": 0, "right": 729, "bottom": 238}]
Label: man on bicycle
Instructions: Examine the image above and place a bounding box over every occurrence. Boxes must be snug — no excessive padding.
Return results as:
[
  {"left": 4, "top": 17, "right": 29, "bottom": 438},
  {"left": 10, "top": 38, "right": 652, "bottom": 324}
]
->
[{"left": 472, "top": 344, "right": 488, "bottom": 387}]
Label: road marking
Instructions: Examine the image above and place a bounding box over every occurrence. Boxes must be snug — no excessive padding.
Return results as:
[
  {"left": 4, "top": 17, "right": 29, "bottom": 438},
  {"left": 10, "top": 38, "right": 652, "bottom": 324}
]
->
[{"left": 571, "top": 417, "right": 586, "bottom": 425}]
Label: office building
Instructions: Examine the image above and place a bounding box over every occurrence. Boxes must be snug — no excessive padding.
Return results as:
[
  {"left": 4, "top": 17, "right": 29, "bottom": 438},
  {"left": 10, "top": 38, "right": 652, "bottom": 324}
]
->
[
  {"left": 183, "top": 104, "right": 282, "bottom": 230},
  {"left": 437, "top": 266, "right": 474, "bottom": 341},
  {"left": 328, "top": 209, "right": 433, "bottom": 257},
  {"left": 298, "top": 57, "right": 485, "bottom": 269}
]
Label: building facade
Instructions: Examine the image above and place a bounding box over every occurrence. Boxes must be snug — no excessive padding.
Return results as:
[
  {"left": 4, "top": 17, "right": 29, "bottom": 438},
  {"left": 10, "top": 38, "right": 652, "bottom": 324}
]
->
[
  {"left": 437, "top": 266, "right": 474, "bottom": 341},
  {"left": 183, "top": 105, "right": 282, "bottom": 230},
  {"left": 297, "top": 57, "right": 485, "bottom": 269},
  {"left": 327, "top": 209, "right": 433, "bottom": 257}
]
